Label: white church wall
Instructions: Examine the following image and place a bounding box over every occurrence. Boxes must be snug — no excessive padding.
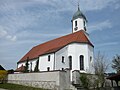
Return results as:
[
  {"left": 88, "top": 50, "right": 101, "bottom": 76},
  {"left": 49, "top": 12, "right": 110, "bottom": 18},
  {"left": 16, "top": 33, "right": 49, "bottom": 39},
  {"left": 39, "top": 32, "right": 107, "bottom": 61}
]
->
[
  {"left": 88, "top": 45, "right": 94, "bottom": 74},
  {"left": 54, "top": 43, "right": 94, "bottom": 74},
  {"left": 39, "top": 53, "right": 54, "bottom": 71},
  {"left": 55, "top": 46, "right": 69, "bottom": 70},
  {"left": 18, "top": 62, "right": 25, "bottom": 68},
  {"left": 17, "top": 58, "right": 38, "bottom": 71},
  {"left": 29, "top": 59, "right": 38, "bottom": 71},
  {"left": 68, "top": 43, "right": 90, "bottom": 73},
  {"left": 17, "top": 53, "right": 54, "bottom": 72},
  {"left": 67, "top": 43, "right": 76, "bottom": 70},
  {"left": 67, "top": 43, "right": 94, "bottom": 83}
]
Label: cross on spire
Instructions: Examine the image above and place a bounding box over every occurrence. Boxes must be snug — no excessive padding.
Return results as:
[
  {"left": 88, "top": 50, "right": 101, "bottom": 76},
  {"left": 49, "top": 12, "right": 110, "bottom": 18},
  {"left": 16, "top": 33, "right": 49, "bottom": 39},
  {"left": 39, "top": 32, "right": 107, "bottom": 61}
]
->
[{"left": 77, "top": 0, "right": 80, "bottom": 10}]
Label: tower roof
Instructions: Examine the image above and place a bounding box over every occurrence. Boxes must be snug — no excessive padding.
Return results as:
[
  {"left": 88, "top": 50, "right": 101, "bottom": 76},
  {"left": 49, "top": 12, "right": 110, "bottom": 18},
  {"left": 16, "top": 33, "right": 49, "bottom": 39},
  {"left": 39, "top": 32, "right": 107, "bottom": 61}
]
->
[
  {"left": 18, "top": 30, "right": 93, "bottom": 63},
  {"left": 72, "top": 6, "right": 87, "bottom": 21}
]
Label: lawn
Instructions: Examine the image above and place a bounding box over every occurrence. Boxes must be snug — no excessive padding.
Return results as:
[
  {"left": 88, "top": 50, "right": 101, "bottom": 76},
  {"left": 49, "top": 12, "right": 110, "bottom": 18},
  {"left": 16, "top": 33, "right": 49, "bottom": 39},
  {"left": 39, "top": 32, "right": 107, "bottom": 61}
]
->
[{"left": 0, "top": 83, "right": 46, "bottom": 90}]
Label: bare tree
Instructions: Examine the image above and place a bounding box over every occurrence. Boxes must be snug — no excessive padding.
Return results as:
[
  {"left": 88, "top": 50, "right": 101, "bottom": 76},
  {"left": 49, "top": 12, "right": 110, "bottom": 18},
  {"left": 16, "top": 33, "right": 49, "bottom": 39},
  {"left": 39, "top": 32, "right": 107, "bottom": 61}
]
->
[
  {"left": 94, "top": 51, "right": 109, "bottom": 87},
  {"left": 112, "top": 54, "right": 120, "bottom": 73}
]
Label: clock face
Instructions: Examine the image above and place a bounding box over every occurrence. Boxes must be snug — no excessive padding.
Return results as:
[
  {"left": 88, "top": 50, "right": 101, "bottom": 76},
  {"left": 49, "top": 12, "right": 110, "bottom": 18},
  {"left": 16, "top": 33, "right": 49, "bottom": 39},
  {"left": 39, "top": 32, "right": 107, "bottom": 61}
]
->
[{"left": 74, "top": 27, "right": 78, "bottom": 31}]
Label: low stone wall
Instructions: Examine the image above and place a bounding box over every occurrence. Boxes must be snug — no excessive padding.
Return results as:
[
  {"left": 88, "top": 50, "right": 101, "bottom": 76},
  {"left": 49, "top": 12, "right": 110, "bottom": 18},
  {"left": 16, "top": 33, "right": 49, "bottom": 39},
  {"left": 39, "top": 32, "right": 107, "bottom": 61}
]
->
[
  {"left": 7, "top": 70, "right": 70, "bottom": 90},
  {"left": 8, "top": 80, "right": 56, "bottom": 89}
]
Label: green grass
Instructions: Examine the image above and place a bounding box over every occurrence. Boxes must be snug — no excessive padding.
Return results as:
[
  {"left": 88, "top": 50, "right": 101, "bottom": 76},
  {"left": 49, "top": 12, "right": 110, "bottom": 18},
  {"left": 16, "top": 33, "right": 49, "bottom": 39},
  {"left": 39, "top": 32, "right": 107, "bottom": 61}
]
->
[{"left": 0, "top": 83, "right": 46, "bottom": 90}]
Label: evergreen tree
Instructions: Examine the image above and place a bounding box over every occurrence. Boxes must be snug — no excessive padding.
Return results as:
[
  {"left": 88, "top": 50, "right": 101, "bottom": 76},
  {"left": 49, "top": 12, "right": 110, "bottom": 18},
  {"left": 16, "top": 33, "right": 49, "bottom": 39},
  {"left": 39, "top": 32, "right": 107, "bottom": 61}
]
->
[
  {"left": 34, "top": 59, "right": 39, "bottom": 72},
  {"left": 24, "top": 57, "right": 29, "bottom": 73}
]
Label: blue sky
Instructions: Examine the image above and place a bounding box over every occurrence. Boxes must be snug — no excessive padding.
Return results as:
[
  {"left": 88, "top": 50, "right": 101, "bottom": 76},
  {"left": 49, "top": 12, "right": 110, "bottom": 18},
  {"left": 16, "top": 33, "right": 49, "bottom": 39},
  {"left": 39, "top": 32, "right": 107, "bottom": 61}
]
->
[{"left": 0, "top": 0, "right": 120, "bottom": 72}]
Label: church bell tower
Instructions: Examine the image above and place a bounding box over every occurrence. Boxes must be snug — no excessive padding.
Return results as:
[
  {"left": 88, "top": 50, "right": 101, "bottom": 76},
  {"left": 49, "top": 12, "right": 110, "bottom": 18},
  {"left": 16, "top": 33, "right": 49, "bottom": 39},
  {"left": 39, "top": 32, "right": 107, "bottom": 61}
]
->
[{"left": 72, "top": 5, "right": 87, "bottom": 33}]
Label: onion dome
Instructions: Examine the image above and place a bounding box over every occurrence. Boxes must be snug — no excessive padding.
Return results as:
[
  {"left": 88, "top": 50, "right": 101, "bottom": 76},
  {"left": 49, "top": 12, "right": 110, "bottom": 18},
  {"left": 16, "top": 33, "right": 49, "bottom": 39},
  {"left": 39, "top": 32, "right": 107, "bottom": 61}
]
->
[{"left": 72, "top": 7, "right": 87, "bottom": 22}]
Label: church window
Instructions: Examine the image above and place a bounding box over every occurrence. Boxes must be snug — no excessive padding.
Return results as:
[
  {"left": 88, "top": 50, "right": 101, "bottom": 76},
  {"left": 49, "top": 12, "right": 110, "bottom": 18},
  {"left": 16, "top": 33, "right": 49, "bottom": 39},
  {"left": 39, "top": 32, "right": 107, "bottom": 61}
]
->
[
  {"left": 75, "top": 21, "right": 77, "bottom": 27},
  {"left": 48, "top": 55, "right": 50, "bottom": 61},
  {"left": 84, "top": 27, "right": 86, "bottom": 31},
  {"left": 80, "top": 55, "right": 84, "bottom": 70},
  {"left": 90, "top": 56, "right": 92, "bottom": 63},
  {"left": 84, "top": 21, "right": 86, "bottom": 31},
  {"left": 69, "top": 56, "right": 72, "bottom": 70},
  {"left": 84, "top": 21, "right": 86, "bottom": 26},
  {"left": 47, "top": 67, "right": 50, "bottom": 71},
  {"left": 62, "top": 56, "right": 65, "bottom": 63}
]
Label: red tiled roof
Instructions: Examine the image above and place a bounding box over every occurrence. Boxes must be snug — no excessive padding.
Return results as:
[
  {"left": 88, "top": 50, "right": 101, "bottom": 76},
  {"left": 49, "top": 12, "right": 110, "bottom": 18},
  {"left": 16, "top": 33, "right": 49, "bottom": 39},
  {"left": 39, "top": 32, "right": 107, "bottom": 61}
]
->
[
  {"left": 18, "top": 30, "right": 94, "bottom": 63},
  {"left": 15, "top": 65, "right": 25, "bottom": 72}
]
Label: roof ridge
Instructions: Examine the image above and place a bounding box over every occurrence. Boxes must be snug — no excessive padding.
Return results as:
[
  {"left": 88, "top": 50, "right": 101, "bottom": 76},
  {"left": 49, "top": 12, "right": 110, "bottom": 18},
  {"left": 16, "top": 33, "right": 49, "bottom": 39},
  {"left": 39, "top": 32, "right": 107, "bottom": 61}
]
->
[{"left": 34, "top": 31, "right": 80, "bottom": 48}]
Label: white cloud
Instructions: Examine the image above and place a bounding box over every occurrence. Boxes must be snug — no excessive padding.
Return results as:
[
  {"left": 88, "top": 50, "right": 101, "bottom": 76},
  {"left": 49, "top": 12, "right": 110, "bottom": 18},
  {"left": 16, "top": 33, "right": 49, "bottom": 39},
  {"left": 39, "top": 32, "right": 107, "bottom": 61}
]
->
[
  {"left": 88, "top": 20, "right": 112, "bottom": 33},
  {"left": 115, "top": 3, "right": 120, "bottom": 9},
  {"left": 0, "top": 26, "right": 17, "bottom": 41},
  {"left": 32, "top": 0, "right": 119, "bottom": 11},
  {"left": 81, "top": 0, "right": 119, "bottom": 11},
  {"left": 30, "top": 0, "right": 119, "bottom": 11},
  {"left": 0, "top": 0, "right": 118, "bottom": 36},
  {"left": 6, "top": 35, "right": 17, "bottom": 41},
  {"left": 0, "top": 0, "right": 119, "bottom": 15},
  {"left": 0, "top": 29, "right": 7, "bottom": 38},
  {"left": 11, "top": 36, "right": 17, "bottom": 41}
]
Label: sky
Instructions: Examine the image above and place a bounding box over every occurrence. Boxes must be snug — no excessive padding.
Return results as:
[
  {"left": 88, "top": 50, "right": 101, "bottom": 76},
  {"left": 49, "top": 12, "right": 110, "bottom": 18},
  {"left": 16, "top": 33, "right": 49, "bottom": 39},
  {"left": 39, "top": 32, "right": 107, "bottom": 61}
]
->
[{"left": 0, "top": 0, "right": 120, "bottom": 72}]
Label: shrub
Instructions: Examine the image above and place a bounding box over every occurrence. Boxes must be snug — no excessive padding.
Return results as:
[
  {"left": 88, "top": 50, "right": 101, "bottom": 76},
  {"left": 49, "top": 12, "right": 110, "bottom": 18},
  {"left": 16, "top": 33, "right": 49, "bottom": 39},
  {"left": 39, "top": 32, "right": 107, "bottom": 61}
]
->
[
  {"left": 0, "top": 70, "right": 8, "bottom": 83},
  {"left": 80, "top": 74, "right": 90, "bottom": 89}
]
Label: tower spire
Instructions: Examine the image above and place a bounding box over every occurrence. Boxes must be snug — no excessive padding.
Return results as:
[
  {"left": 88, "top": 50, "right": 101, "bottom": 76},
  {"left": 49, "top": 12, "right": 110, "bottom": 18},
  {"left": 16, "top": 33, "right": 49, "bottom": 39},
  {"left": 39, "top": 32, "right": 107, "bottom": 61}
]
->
[
  {"left": 72, "top": 0, "right": 87, "bottom": 33},
  {"left": 78, "top": 0, "right": 80, "bottom": 10}
]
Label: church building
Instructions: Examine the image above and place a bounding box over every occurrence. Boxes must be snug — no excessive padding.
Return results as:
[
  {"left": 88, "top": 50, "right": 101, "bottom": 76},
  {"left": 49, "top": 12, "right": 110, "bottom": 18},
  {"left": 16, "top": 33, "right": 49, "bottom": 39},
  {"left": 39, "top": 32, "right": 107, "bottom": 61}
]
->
[{"left": 16, "top": 6, "right": 94, "bottom": 79}]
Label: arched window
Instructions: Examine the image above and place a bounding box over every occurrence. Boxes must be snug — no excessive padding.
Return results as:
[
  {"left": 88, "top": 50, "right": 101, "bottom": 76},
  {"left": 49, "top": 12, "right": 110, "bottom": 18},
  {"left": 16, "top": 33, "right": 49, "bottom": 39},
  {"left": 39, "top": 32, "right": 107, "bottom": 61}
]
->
[
  {"left": 62, "top": 56, "right": 65, "bottom": 63},
  {"left": 47, "top": 67, "right": 50, "bottom": 71},
  {"left": 75, "top": 21, "right": 77, "bottom": 27},
  {"left": 48, "top": 55, "right": 50, "bottom": 61},
  {"left": 69, "top": 56, "right": 72, "bottom": 70},
  {"left": 80, "top": 55, "right": 84, "bottom": 70},
  {"left": 90, "top": 56, "right": 92, "bottom": 63}
]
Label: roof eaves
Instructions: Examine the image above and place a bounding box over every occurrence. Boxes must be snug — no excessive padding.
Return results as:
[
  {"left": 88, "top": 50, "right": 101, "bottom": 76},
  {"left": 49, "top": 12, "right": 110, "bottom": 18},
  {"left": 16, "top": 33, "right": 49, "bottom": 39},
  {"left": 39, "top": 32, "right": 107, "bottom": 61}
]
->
[
  {"left": 18, "top": 57, "right": 39, "bottom": 63},
  {"left": 40, "top": 42, "right": 94, "bottom": 56}
]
